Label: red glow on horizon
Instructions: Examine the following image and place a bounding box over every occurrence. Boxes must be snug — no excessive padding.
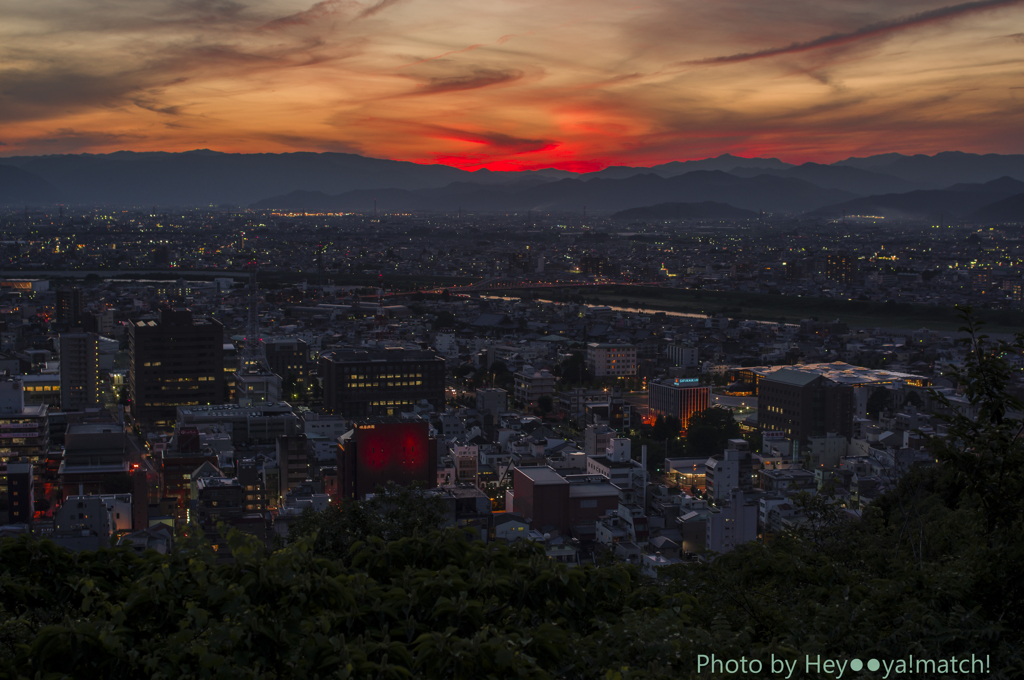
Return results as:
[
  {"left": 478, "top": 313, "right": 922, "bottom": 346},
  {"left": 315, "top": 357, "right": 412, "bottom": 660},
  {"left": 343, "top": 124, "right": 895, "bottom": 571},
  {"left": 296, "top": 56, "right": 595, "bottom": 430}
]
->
[{"left": 413, "top": 155, "right": 608, "bottom": 173}]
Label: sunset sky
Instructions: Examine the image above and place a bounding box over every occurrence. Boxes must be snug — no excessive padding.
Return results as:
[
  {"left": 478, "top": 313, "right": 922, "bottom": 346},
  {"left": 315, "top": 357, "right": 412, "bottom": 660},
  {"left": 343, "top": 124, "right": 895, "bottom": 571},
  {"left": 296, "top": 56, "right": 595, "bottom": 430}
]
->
[{"left": 2, "top": 0, "right": 1023, "bottom": 170}]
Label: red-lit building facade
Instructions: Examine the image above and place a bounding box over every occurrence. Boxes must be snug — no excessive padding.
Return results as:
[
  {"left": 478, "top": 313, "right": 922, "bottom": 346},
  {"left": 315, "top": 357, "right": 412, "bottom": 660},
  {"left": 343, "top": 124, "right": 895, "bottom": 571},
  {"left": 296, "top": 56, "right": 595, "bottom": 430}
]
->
[
  {"left": 337, "top": 419, "right": 436, "bottom": 501},
  {"left": 647, "top": 379, "right": 711, "bottom": 430}
]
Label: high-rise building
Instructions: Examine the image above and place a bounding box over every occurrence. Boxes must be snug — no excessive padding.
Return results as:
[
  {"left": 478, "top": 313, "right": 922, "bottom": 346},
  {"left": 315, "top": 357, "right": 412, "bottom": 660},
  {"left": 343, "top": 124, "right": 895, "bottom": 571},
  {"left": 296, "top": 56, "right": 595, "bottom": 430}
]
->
[
  {"left": 56, "top": 287, "right": 84, "bottom": 327},
  {"left": 337, "top": 419, "right": 436, "bottom": 501},
  {"left": 277, "top": 434, "right": 309, "bottom": 498},
  {"left": 237, "top": 457, "right": 266, "bottom": 514},
  {"left": 0, "top": 377, "right": 49, "bottom": 511},
  {"left": 320, "top": 347, "right": 445, "bottom": 418},
  {"left": 264, "top": 337, "right": 309, "bottom": 395},
  {"left": 647, "top": 378, "right": 711, "bottom": 430},
  {"left": 579, "top": 256, "right": 615, "bottom": 277},
  {"left": 128, "top": 309, "right": 225, "bottom": 427},
  {"left": 6, "top": 461, "right": 34, "bottom": 523},
  {"left": 825, "top": 251, "right": 855, "bottom": 285},
  {"left": 59, "top": 332, "right": 99, "bottom": 411}
]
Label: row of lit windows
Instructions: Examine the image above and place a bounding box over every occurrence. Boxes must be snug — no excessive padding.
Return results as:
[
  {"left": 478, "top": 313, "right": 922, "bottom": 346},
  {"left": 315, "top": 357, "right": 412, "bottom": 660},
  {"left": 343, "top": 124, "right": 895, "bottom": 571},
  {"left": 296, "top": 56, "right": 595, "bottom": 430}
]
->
[
  {"left": 347, "top": 381, "right": 423, "bottom": 388},
  {"left": 25, "top": 385, "right": 57, "bottom": 392},
  {"left": 348, "top": 373, "right": 423, "bottom": 380}
]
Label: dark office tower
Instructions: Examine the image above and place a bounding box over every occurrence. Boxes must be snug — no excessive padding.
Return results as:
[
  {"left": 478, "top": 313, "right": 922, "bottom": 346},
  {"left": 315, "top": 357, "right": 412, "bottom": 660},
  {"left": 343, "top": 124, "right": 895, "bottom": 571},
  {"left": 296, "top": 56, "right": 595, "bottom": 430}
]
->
[
  {"left": 154, "top": 245, "right": 171, "bottom": 267},
  {"left": 756, "top": 369, "right": 855, "bottom": 445},
  {"left": 128, "top": 308, "right": 225, "bottom": 428},
  {"left": 337, "top": 419, "right": 436, "bottom": 501},
  {"left": 6, "top": 460, "right": 34, "bottom": 523},
  {"left": 56, "top": 287, "right": 84, "bottom": 326},
  {"left": 264, "top": 337, "right": 309, "bottom": 392},
  {"left": 580, "top": 255, "right": 614, "bottom": 277},
  {"left": 59, "top": 332, "right": 99, "bottom": 411},
  {"left": 237, "top": 457, "right": 266, "bottom": 514},
  {"left": 826, "top": 251, "right": 856, "bottom": 285},
  {"left": 320, "top": 347, "right": 445, "bottom": 418}
]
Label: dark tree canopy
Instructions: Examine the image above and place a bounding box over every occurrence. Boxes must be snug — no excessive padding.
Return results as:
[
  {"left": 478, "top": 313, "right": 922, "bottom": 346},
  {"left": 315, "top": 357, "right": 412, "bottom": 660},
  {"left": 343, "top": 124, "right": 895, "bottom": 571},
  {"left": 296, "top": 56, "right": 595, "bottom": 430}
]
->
[{"left": 684, "top": 406, "right": 741, "bottom": 456}]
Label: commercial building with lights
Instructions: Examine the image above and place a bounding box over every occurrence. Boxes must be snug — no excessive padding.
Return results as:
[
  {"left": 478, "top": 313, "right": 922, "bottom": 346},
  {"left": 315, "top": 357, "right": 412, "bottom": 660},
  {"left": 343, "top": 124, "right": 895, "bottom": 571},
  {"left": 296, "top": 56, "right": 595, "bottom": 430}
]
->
[
  {"left": 647, "top": 378, "right": 711, "bottom": 429},
  {"left": 129, "top": 308, "right": 225, "bottom": 427},
  {"left": 739, "top": 362, "right": 929, "bottom": 445},
  {"left": 757, "top": 369, "right": 856, "bottom": 444},
  {"left": 320, "top": 347, "right": 445, "bottom": 418},
  {"left": 0, "top": 378, "right": 50, "bottom": 510},
  {"left": 735, "top": 362, "right": 930, "bottom": 394},
  {"left": 337, "top": 418, "right": 436, "bottom": 501}
]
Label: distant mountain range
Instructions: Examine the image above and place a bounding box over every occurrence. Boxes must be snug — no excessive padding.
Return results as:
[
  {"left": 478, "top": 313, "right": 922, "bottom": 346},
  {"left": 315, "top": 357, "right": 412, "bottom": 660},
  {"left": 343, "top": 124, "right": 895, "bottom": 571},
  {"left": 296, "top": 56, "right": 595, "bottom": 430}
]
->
[
  {"left": 807, "top": 177, "right": 1024, "bottom": 221},
  {"left": 612, "top": 202, "right": 758, "bottom": 220},
  {"left": 2, "top": 149, "right": 1024, "bottom": 221}
]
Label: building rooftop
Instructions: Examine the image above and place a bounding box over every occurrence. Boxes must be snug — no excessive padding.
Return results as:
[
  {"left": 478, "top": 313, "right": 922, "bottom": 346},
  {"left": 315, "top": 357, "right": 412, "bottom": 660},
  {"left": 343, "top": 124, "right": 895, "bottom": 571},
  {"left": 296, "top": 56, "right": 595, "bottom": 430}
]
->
[
  {"left": 516, "top": 466, "right": 569, "bottom": 486},
  {"left": 743, "top": 361, "right": 928, "bottom": 387}
]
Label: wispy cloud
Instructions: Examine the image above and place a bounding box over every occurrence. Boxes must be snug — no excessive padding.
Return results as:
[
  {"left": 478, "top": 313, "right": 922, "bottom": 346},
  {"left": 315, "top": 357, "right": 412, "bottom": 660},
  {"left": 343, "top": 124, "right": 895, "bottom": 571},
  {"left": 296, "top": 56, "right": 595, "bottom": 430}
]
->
[
  {"left": 0, "top": 0, "right": 1022, "bottom": 164},
  {"left": 407, "top": 68, "right": 525, "bottom": 96},
  {"left": 356, "top": 0, "right": 405, "bottom": 20},
  {"left": 686, "top": 0, "right": 1024, "bottom": 65}
]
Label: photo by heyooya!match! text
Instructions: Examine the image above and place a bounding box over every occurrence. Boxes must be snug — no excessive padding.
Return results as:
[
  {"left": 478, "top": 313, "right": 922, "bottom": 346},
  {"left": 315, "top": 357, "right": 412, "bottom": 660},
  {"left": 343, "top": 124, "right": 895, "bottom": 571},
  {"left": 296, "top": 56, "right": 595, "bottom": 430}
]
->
[{"left": 696, "top": 654, "right": 990, "bottom": 678}]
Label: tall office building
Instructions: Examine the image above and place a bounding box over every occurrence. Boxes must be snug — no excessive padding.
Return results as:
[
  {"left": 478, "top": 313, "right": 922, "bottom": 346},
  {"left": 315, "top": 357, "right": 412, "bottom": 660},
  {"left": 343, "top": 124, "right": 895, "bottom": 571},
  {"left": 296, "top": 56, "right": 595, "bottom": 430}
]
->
[
  {"left": 647, "top": 378, "right": 711, "bottom": 430},
  {"left": 825, "top": 251, "right": 856, "bottom": 285},
  {"left": 264, "top": 337, "right": 309, "bottom": 392},
  {"left": 6, "top": 461, "right": 34, "bottom": 523},
  {"left": 59, "top": 332, "right": 99, "bottom": 411},
  {"left": 320, "top": 347, "right": 445, "bottom": 417},
  {"left": 0, "top": 377, "right": 49, "bottom": 513},
  {"left": 56, "top": 287, "right": 84, "bottom": 327},
  {"left": 277, "top": 434, "right": 309, "bottom": 498},
  {"left": 128, "top": 309, "right": 225, "bottom": 427}
]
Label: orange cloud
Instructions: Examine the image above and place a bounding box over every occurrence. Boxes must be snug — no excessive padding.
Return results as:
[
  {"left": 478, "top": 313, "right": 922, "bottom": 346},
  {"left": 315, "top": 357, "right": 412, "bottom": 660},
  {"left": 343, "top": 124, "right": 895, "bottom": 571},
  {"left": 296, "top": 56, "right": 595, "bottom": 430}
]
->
[{"left": 0, "top": 0, "right": 1022, "bottom": 168}]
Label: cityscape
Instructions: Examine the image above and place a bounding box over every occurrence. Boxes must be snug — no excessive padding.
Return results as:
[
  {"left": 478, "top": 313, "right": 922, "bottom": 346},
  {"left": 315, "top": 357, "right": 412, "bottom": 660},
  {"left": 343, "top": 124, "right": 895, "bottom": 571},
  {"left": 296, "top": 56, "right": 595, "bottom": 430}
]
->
[{"left": 2, "top": 0, "right": 1024, "bottom": 677}]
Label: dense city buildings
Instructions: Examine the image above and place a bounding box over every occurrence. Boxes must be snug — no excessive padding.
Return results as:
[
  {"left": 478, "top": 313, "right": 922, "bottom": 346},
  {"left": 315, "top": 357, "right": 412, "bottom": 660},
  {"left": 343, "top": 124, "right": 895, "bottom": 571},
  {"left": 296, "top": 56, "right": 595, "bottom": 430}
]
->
[
  {"left": 0, "top": 201, "right": 1020, "bottom": 569},
  {"left": 128, "top": 309, "right": 225, "bottom": 427}
]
